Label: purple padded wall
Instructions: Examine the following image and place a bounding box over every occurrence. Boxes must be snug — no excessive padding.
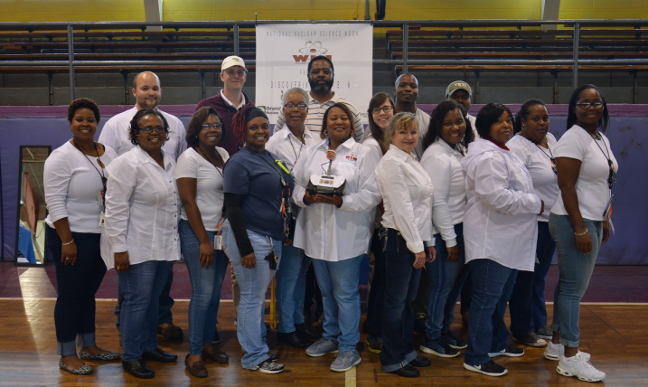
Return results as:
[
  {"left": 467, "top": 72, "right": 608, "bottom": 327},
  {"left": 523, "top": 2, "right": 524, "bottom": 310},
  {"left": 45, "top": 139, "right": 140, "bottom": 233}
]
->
[{"left": 1, "top": 104, "right": 647, "bottom": 264}]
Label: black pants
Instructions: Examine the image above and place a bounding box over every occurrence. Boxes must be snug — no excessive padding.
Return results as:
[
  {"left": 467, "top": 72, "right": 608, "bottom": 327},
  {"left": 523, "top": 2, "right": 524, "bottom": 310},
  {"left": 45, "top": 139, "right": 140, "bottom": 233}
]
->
[{"left": 47, "top": 226, "right": 107, "bottom": 347}]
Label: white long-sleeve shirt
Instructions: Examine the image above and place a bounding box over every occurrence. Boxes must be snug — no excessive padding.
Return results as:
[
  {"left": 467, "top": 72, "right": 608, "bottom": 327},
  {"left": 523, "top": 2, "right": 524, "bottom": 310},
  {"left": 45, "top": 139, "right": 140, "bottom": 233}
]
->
[
  {"left": 98, "top": 106, "right": 187, "bottom": 159},
  {"left": 274, "top": 93, "right": 364, "bottom": 142},
  {"left": 101, "top": 146, "right": 181, "bottom": 269},
  {"left": 461, "top": 139, "right": 541, "bottom": 271},
  {"left": 508, "top": 133, "right": 559, "bottom": 222},
  {"left": 376, "top": 144, "right": 434, "bottom": 253},
  {"left": 266, "top": 127, "right": 321, "bottom": 171},
  {"left": 420, "top": 139, "right": 466, "bottom": 247},
  {"left": 292, "top": 138, "right": 380, "bottom": 261},
  {"left": 44, "top": 141, "right": 118, "bottom": 233}
]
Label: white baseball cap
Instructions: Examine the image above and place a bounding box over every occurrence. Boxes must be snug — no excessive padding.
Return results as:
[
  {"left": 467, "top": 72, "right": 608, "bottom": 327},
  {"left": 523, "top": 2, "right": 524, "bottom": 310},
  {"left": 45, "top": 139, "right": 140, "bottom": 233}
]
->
[{"left": 221, "top": 55, "right": 247, "bottom": 72}]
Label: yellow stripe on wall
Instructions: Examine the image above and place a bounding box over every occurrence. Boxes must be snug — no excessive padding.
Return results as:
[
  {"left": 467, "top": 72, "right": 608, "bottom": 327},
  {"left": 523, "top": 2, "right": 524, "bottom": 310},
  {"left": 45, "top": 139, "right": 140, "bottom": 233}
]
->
[{"left": 1, "top": 0, "right": 647, "bottom": 23}]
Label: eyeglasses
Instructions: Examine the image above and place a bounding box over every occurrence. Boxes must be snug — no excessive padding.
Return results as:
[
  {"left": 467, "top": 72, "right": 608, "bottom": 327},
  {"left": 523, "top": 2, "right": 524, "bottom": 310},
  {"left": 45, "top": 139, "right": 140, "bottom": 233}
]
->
[
  {"left": 576, "top": 101, "right": 604, "bottom": 110},
  {"left": 201, "top": 123, "right": 222, "bottom": 130},
  {"left": 283, "top": 103, "right": 308, "bottom": 110},
  {"left": 139, "top": 126, "right": 165, "bottom": 134},
  {"left": 372, "top": 106, "right": 393, "bottom": 114},
  {"left": 224, "top": 69, "right": 246, "bottom": 77}
]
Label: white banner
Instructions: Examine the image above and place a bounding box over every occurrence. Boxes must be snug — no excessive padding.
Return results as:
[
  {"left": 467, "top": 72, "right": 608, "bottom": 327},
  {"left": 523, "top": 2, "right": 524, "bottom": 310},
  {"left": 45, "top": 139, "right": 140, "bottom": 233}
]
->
[{"left": 255, "top": 23, "right": 373, "bottom": 125}]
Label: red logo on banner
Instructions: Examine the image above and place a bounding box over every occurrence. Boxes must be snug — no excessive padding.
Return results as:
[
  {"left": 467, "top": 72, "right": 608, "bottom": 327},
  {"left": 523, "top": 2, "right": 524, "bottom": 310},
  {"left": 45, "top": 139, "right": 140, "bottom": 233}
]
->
[{"left": 293, "top": 41, "right": 332, "bottom": 63}]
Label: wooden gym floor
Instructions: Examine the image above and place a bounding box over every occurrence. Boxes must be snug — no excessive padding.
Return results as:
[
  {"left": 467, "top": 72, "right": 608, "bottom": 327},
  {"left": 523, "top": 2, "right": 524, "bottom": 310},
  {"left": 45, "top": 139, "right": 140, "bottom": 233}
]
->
[{"left": 0, "top": 299, "right": 647, "bottom": 387}]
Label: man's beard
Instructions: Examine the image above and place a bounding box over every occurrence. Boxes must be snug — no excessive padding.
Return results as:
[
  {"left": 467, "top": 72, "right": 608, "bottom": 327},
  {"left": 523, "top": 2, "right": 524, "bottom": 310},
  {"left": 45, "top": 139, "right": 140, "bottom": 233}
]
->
[{"left": 309, "top": 78, "right": 333, "bottom": 94}]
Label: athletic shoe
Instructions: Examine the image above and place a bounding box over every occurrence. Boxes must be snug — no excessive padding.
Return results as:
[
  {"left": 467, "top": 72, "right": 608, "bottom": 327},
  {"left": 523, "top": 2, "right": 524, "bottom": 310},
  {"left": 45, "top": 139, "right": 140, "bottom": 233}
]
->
[
  {"left": 441, "top": 331, "right": 468, "bottom": 350},
  {"left": 544, "top": 341, "right": 591, "bottom": 361},
  {"left": 557, "top": 352, "right": 605, "bottom": 382},
  {"left": 253, "top": 359, "right": 284, "bottom": 374},
  {"left": 330, "top": 350, "right": 361, "bottom": 372},
  {"left": 366, "top": 335, "right": 383, "bottom": 354},
  {"left": 513, "top": 332, "right": 547, "bottom": 347},
  {"left": 463, "top": 359, "right": 508, "bottom": 377},
  {"left": 306, "top": 338, "right": 339, "bottom": 357},
  {"left": 536, "top": 326, "right": 553, "bottom": 340},
  {"left": 488, "top": 345, "right": 524, "bottom": 357},
  {"left": 409, "top": 355, "right": 431, "bottom": 367},
  {"left": 420, "top": 337, "right": 460, "bottom": 358}
]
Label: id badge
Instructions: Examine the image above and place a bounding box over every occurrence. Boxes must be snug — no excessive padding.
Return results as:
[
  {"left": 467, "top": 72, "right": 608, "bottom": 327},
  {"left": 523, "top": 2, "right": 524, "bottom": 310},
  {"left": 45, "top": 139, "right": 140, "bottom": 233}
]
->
[
  {"left": 98, "top": 212, "right": 105, "bottom": 227},
  {"left": 214, "top": 235, "right": 223, "bottom": 250}
]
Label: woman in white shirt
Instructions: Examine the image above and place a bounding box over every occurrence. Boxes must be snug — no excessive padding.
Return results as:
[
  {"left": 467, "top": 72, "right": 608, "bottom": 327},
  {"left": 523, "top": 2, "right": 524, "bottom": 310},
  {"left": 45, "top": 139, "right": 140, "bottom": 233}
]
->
[
  {"left": 547, "top": 85, "right": 616, "bottom": 383},
  {"left": 361, "top": 92, "right": 395, "bottom": 354},
  {"left": 103, "top": 109, "right": 181, "bottom": 379},
  {"left": 419, "top": 100, "right": 474, "bottom": 359},
  {"left": 461, "top": 103, "right": 543, "bottom": 377},
  {"left": 375, "top": 112, "right": 436, "bottom": 378},
  {"left": 507, "top": 99, "right": 558, "bottom": 348},
  {"left": 176, "top": 107, "right": 230, "bottom": 378},
  {"left": 293, "top": 103, "right": 381, "bottom": 372},
  {"left": 44, "top": 98, "right": 120, "bottom": 375},
  {"left": 266, "top": 88, "right": 321, "bottom": 349}
]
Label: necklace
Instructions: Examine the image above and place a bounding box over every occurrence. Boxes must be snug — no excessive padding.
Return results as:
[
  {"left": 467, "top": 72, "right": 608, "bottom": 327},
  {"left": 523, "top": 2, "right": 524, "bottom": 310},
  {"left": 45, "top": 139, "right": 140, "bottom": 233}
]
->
[
  {"left": 586, "top": 129, "right": 617, "bottom": 190},
  {"left": 518, "top": 134, "right": 557, "bottom": 175},
  {"left": 196, "top": 146, "right": 224, "bottom": 177},
  {"left": 288, "top": 133, "right": 305, "bottom": 172}
]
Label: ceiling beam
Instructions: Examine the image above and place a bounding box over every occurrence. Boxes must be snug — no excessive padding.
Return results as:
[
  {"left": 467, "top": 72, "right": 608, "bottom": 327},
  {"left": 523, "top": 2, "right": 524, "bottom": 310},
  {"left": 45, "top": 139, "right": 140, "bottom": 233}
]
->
[{"left": 144, "top": 0, "right": 163, "bottom": 32}]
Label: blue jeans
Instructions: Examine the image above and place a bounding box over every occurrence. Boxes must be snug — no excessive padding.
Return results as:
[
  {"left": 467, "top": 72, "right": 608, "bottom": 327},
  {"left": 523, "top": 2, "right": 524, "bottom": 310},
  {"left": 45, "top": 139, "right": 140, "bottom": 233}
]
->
[
  {"left": 47, "top": 227, "right": 107, "bottom": 356},
  {"left": 379, "top": 228, "right": 422, "bottom": 372},
  {"left": 118, "top": 260, "right": 173, "bottom": 361},
  {"left": 179, "top": 220, "right": 229, "bottom": 355},
  {"left": 222, "top": 221, "right": 282, "bottom": 370},
  {"left": 509, "top": 222, "right": 556, "bottom": 337},
  {"left": 312, "top": 255, "right": 363, "bottom": 352},
  {"left": 549, "top": 214, "right": 602, "bottom": 348},
  {"left": 276, "top": 243, "right": 311, "bottom": 333},
  {"left": 425, "top": 223, "right": 467, "bottom": 340},
  {"left": 114, "top": 266, "right": 175, "bottom": 330},
  {"left": 464, "top": 259, "right": 518, "bottom": 366}
]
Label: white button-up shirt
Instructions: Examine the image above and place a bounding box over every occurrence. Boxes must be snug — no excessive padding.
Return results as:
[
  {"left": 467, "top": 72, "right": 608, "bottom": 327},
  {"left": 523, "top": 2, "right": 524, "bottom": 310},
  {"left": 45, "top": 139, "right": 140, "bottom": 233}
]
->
[
  {"left": 508, "top": 133, "right": 559, "bottom": 222},
  {"left": 412, "top": 107, "right": 431, "bottom": 159},
  {"left": 274, "top": 92, "right": 364, "bottom": 142},
  {"left": 420, "top": 139, "right": 466, "bottom": 247},
  {"left": 101, "top": 146, "right": 181, "bottom": 269},
  {"left": 461, "top": 139, "right": 541, "bottom": 271},
  {"left": 376, "top": 144, "right": 434, "bottom": 253},
  {"left": 98, "top": 106, "right": 187, "bottom": 159},
  {"left": 292, "top": 138, "right": 380, "bottom": 261},
  {"left": 266, "top": 127, "right": 321, "bottom": 172}
]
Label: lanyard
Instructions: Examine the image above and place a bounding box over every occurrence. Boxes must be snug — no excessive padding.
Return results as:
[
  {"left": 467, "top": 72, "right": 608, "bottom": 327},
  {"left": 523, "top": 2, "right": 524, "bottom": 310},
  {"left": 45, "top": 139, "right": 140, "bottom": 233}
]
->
[
  {"left": 258, "top": 151, "right": 292, "bottom": 238},
  {"left": 73, "top": 140, "right": 107, "bottom": 207}
]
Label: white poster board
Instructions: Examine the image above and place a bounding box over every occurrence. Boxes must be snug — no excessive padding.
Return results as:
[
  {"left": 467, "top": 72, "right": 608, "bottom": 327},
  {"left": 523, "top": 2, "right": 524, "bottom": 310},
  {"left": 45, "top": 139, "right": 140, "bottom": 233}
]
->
[{"left": 255, "top": 23, "right": 373, "bottom": 126}]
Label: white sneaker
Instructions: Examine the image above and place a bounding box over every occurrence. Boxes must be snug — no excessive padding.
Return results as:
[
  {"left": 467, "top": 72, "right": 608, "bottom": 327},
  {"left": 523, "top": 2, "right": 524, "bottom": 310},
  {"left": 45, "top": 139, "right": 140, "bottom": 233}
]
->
[
  {"left": 544, "top": 341, "right": 591, "bottom": 361},
  {"left": 557, "top": 352, "right": 605, "bottom": 382}
]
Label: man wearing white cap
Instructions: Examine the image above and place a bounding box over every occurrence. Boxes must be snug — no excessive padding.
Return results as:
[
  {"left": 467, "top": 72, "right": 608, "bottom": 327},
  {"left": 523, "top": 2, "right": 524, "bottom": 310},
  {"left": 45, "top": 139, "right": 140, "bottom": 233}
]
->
[
  {"left": 196, "top": 55, "right": 254, "bottom": 155},
  {"left": 446, "top": 80, "right": 478, "bottom": 139}
]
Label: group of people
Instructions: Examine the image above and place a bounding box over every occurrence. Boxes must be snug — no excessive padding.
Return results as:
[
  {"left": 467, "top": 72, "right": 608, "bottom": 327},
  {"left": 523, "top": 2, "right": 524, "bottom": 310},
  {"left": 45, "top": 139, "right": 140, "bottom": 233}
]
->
[{"left": 44, "top": 54, "right": 617, "bottom": 383}]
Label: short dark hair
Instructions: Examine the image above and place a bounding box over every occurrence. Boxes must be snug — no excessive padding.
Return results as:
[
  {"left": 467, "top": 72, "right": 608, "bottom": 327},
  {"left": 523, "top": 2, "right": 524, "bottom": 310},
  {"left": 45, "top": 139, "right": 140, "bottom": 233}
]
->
[
  {"left": 68, "top": 98, "right": 100, "bottom": 124},
  {"left": 367, "top": 92, "right": 395, "bottom": 155},
  {"left": 513, "top": 99, "right": 546, "bottom": 134},
  {"left": 321, "top": 103, "right": 354, "bottom": 140},
  {"left": 475, "top": 103, "right": 513, "bottom": 140},
  {"left": 567, "top": 84, "right": 609, "bottom": 132},
  {"left": 423, "top": 100, "right": 474, "bottom": 151},
  {"left": 186, "top": 107, "right": 226, "bottom": 148},
  {"left": 129, "top": 109, "right": 169, "bottom": 146},
  {"left": 307, "top": 55, "right": 334, "bottom": 77}
]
